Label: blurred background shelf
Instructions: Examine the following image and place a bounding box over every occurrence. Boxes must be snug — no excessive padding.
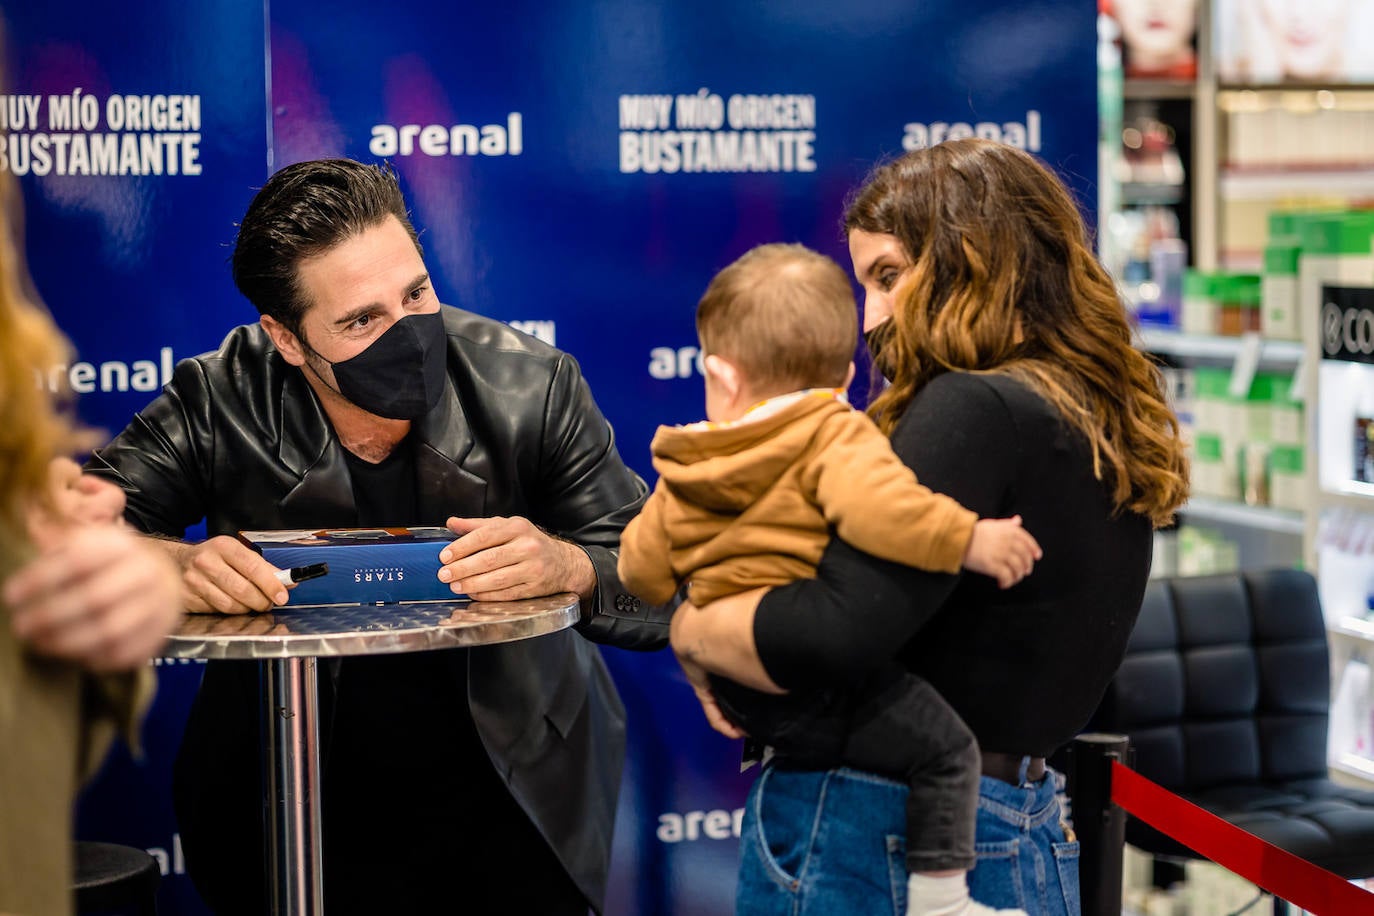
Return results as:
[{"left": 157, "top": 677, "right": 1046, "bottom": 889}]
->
[
  {"left": 1177, "top": 496, "right": 1304, "bottom": 535},
  {"left": 1124, "top": 78, "right": 1196, "bottom": 100},
  {"left": 1219, "top": 168, "right": 1374, "bottom": 201},
  {"left": 1136, "top": 328, "right": 1303, "bottom": 368}
]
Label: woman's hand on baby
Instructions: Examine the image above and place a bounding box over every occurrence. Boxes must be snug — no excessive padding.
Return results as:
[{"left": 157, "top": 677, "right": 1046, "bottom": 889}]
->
[
  {"left": 963, "top": 515, "right": 1043, "bottom": 589},
  {"left": 676, "top": 651, "right": 747, "bottom": 740},
  {"left": 672, "top": 603, "right": 747, "bottom": 740}
]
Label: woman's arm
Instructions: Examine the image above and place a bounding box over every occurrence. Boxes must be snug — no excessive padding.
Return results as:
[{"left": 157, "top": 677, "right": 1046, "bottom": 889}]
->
[
  {"left": 670, "top": 587, "right": 781, "bottom": 693},
  {"left": 755, "top": 373, "right": 1025, "bottom": 689}
]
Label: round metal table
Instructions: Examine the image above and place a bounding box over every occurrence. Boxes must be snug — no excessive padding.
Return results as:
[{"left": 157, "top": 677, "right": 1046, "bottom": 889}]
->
[{"left": 162, "top": 594, "right": 580, "bottom": 916}]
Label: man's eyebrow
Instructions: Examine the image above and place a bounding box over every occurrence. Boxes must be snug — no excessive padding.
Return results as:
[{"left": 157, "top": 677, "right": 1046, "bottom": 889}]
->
[
  {"left": 331, "top": 275, "right": 429, "bottom": 328},
  {"left": 333, "top": 304, "right": 379, "bottom": 328}
]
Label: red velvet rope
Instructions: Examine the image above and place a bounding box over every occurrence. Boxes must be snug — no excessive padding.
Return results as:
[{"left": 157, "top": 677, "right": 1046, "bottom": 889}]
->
[{"left": 1109, "top": 761, "right": 1374, "bottom": 915}]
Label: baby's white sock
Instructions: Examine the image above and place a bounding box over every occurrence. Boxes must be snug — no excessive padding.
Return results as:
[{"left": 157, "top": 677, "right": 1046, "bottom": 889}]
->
[{"left": 905, "top": 873, "right": 1028, "bottom": 916}]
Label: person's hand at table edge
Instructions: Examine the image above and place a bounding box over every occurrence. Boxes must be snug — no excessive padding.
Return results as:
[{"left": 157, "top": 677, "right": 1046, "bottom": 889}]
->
[{"left": 439, "top": 515, "right": 596, "bottom": 603}]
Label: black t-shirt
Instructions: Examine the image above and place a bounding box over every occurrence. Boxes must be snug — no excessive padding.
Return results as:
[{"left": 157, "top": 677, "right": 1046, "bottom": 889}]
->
[
  {"left": 754, "top": 372, "right": 1154, "bottom": 757},
  {"left": 323, "top": 436, "right": 568, "bottom": 908},
  {"left": 341, "top": 436, "right": 421, "bottom": 527}
]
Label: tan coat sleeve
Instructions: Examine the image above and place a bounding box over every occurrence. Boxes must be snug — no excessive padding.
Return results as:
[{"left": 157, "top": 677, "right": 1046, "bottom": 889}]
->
[
  {"left": 616, "top": 480, "right": 681, "bottom": 605},
  {"left": 81, "top": 667, "right": 157, "bottom": 779},
  {"left": 0, "top": 589, "right": 153, "bottom": 916},
  {"left": 807, "top": 412, "right": 977, "bottom": 574}
]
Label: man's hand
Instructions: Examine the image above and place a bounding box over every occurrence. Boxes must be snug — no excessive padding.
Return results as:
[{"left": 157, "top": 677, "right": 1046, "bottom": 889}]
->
[
  {"left": 161, "top": 535, "right": 289, "bottom": 614},
  {"left": 439, "top": 516, "right": 596, "bottom": 602},
  {"left": 4, "top": 524, "right": 183, "bottom": 673}
]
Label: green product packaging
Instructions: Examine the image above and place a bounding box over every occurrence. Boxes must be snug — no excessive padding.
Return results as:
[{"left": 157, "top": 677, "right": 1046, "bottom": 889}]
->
[
  {"left": 1193, "top": 433, "right": 1223, "bottom": 462},
  {"left": 1267, "top": 443, "right": 1307, "bottom": 511},
  {"left": 1269, "top": 444, "right": 1305, "bottom": 474},
  {"left": 1262, "top": 237, "right": 1302, "bottom": 340},
  {"left": 1299, "top": 210, "right": 1374, "bottom": 257},
  {"left": 1215, "top": 273, "right": 1262, "bottom": 335},
  {"left": 1264, "top": 239, "right": 1301, "bottom": 277},
  {"left": 1182, "top": 269, "right": 1218, "bottom": 336}
]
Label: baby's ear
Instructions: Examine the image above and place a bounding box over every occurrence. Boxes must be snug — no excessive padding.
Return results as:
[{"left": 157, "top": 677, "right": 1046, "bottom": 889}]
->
[
  {"left": 843, "top": 361, "right": 856, "bottom": 389},
  {"left": 703, "top": 354, "right": 743, "bottom": 401}
]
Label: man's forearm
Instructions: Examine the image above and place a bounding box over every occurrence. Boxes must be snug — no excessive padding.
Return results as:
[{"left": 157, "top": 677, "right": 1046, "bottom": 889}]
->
[{"left": 143, "top": 531, "right": 192, "bottom": 564}]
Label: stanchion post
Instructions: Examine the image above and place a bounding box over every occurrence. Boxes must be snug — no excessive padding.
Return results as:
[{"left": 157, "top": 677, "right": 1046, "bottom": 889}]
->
[{"left": 1066, "top": 733, "right": 1131, "bottom": 916}]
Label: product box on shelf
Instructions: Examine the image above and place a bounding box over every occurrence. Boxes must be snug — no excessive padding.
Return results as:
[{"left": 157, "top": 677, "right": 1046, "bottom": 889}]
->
[
  {"left": 1263, "top": 372, "right": 1304, "bottom": 447},
  {"left": 1187, "top": 366, "right": 1303, "bottom": 508},
  {"left": 1176, "top": 524, "right": 1239, "bottom": 577},
  {"left": 1215, "top": 273, "right": 1262, "bottom": 336},
  {"left": 1191, "top": 367, "right": 1238, "bottom": 500},
  {"left": 1160, "top": 365, "right": 1195, "bottom": 440},
  {"left": 1262, "top": 238, "right": 1300, "bottom": 341},
  {"left": 1189, "top": 433, "right": 1232, "bottom": 499},
  {"left": 238, "top": 526, "right": 459, "bottom": 606},
  {"left": 1181, "top": 269, "right": 1217, "bottom": 336},
  {"left": 1299, "top": 211, "right": 1374, "bottom": 349},
  {"left": 1243, "top": 372, "right": 1302, "bottom": 446},
  {"left": 1180, "top": 270, "right": 1262, "bottom": 337},
  {"left": 1268, "top": 444, "right": 1306, "bottom": 512}
]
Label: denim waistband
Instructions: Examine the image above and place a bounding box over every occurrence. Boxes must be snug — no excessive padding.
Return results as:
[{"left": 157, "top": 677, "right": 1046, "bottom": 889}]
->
[
  {"left": 976, "top": 768, "right": 1065, "bottom": 831},
  {"left": 766, "top": 760, "right": 1064, "bottom": 832},
  {"left": 763, "top": 763, "right": 907, "bottom": 833}
]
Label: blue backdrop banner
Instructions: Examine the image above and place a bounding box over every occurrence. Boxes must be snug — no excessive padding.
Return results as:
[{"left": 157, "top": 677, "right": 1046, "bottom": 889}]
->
[{"left": 3, "top": 2, "right": 1095, "bottom": 912}]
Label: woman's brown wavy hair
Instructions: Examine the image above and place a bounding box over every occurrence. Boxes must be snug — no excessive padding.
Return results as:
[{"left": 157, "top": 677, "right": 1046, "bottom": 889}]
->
[
  {"left": 0, "top": 173, "right": 92, "bottom": 555},
  {"left": 844, "top": 139, "right": 1188, "bottom": 527}
]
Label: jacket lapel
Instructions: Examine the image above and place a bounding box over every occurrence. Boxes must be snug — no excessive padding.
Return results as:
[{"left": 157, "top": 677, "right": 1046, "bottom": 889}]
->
[
  {"left": 270, "top": 353, "right": 487, "bottom": 525},
  {"left": 415, "top": 381, "right": 487, "bottom": 519},
  {"left": 275, "top": 371, "right": 357, "bottom": 527}
]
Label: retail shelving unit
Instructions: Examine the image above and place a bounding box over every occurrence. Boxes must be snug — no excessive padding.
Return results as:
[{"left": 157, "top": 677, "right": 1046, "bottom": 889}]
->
[
  {"left": 1109, "top": 0, "right": 1374, "bottom": 828},
  {"left": 1119, "top": 2, "right": 1374, "bottom": 582},
  {"left": 1303, "top": 287, "right": 1374, "bottom": 783},
  {"left": 1137, "top": 327, "right": 1307, "bottom": 573}
]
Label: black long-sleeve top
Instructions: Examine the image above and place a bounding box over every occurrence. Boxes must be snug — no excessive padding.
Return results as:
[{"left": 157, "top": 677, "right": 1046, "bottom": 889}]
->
[{"left": 754, "top": 371, "right": 1154, "bottom": 757}]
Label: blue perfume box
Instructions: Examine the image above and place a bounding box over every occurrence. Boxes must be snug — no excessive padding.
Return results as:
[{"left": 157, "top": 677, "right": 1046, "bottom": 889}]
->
[{"left": 238, "top": 526, "right": 460, "bottom": 606}]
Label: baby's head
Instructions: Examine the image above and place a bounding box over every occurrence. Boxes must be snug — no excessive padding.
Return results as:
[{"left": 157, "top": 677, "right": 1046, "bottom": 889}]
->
[{"left": 696, "top": 243, "right": 857, "bottom": 423}]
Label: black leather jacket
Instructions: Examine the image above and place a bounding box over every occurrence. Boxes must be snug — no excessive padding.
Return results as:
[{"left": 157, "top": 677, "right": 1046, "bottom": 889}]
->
[{"left": 88, "top": 305, "right": 670, "bottom": 912}]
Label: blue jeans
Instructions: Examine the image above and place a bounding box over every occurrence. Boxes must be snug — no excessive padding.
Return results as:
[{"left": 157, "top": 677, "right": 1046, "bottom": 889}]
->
[
  {"left": 715, "top": 665, "right": 980, "bottom": 872},
  {"left": 968, "top": 771, "right": 1080, "bottom": 916},
  {"left": 737, "top": 762, "right": 1080, "bottom": 916}
]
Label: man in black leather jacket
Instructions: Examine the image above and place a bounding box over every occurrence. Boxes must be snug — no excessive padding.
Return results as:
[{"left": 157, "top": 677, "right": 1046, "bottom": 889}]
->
[{"left": 87, "top": 158, "right": 669, "bottom": 913}]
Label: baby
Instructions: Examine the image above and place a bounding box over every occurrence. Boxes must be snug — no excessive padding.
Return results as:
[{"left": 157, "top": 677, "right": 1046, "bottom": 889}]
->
[{"left": 620, "top": 243, "right": 1039, "bottom": 916}]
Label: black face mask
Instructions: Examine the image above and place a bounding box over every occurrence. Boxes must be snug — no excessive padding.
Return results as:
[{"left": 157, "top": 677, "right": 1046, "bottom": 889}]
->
[
  {"left": 863, "top": 319, "right": 898, "bottom": 382},
  {"left": 319, "top": 310, "right": 447, "bottom": 420}
]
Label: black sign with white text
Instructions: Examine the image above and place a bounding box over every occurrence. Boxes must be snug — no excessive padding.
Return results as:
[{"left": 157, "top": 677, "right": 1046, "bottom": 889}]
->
[{"left": 1322, "top": 285, "right": 1374, "bottom": 365}]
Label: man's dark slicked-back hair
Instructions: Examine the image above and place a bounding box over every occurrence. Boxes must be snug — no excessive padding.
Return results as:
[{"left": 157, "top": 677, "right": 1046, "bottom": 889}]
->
[{"left": 231, "top": 158, "right": 421, "bottom": 335}]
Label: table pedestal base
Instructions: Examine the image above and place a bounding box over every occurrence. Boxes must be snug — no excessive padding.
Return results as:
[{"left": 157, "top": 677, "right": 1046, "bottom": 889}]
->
[
  {"left": 263, "top": 657, "right": 324, "bottom": 915},
  {"left": 164, "top": 596, "right": 581, "bottom": 915}
]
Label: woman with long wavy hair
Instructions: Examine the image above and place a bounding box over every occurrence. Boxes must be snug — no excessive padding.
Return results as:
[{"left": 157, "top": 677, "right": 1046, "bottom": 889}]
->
[
  {"left": 671, "top": 138, "right": 1188, "bottom": 916},
  {"left": 0, "top": 169, "right": 181, "bottom": 915}
]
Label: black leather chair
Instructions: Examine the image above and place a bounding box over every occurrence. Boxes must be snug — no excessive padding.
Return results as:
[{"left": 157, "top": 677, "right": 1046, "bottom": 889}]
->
[
  {"left": 1089, "top": 568, "right": 1374, "bottom": 878},
  {"left": 74, "top": 841, "right": 160, "bottom": 915}
]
